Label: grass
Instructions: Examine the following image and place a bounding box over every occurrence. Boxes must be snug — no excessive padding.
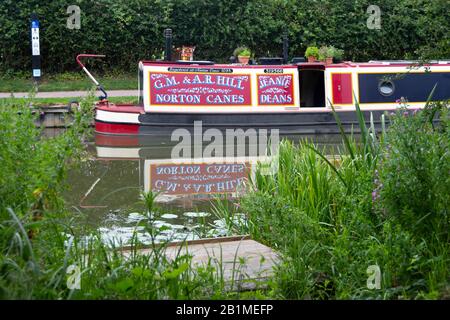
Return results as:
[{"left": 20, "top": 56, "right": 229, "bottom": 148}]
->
[
  {"left": 0, "top": 100, "right": 269, "bottom": 299},
  {"left": 2, "top": 206, "right": 263, "bottom": 299},
  {"left": 230, "top": 98, "right": 449, "bottom": 299},
  {"left": 0, "top": 72, "right": 137, "bottom": 92},
  {"left": 0, "top": 93, "right": 448, "bottom": 299}
]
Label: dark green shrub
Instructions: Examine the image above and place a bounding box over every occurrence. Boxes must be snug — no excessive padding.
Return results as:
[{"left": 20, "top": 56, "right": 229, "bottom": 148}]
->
[
  {"left": 378, "top": 104, "right": 449, "bottom": 243},
  {"left": 0, "top": 0, "right": 448, "bottom": 74},
  {"left": 240, "top": 103, "right": 449, "bottom": 299}
]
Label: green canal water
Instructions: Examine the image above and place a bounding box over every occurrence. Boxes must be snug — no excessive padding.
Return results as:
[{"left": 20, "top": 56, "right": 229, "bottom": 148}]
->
[{"left": 58, "top": 131, "right": 345, "bottom": 246}]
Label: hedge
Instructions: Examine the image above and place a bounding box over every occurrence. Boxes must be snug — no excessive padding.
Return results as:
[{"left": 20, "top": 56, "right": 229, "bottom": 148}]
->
[{"left": 0, "top": 0, "right": 448, "bottom": 75}]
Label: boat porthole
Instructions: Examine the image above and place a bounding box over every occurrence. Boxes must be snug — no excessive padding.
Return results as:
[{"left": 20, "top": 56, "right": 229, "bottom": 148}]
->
[{"left": 378, "top": 80, "right": 395, "bottom": 96}]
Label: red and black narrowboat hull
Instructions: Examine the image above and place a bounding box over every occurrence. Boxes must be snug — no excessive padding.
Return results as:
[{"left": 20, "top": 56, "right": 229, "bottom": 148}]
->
[
  {"left": 94, "top": 61, "right": 449, "bottom": 135},
  {"left": 95, "top": 105, "right": 400, "bottom": 135}
]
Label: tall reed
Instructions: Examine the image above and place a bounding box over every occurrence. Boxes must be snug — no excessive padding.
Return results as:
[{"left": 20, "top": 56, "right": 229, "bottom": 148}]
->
[{"left": 239, "top": 97, "right": 449, "bottom": 299}]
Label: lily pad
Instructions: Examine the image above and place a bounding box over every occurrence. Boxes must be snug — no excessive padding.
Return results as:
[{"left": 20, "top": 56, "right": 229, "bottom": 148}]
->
[
  {"left": 161, "top": 213, "right": 178, "bottom": 219},
  {"left": 183, "top": 212, "right": 210, "bottom": 218}
]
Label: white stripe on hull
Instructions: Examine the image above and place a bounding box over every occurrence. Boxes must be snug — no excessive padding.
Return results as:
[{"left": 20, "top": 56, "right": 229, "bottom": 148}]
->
[
  {"left": 96, "top": 109, "right": 140, "bottom": 124},
  {"left": 95, "top": 104, "right": 418, "bottom": 124},
  {"left": 96, "top": 146, "right": 141, "bottom": 158}
]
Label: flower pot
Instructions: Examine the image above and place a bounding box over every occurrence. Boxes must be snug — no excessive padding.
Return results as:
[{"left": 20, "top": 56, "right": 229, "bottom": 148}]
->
[
  {"left": 238, "top": 56, "right": 250, "bottom": 65},
  {"left": 307, "top": 56, "right": 317, "bottom": 63},
  {"left": 325, "top": 57, "right": 333, "bottom": 65}
]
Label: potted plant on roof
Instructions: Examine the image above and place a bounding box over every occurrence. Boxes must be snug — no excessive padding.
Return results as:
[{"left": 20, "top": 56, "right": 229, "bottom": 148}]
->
[
  {"left": 332, "top": 47, "right": 344, "bottom": 63},
  {"left": 318, "top": 46, "right": 331, "bottom": 64},
  {"left": 319, "top": 46, "right": 344, "bottom": 65},
  {"left": 305, "top": 46, "right": 319, "bottom": 63},
  {"left": 234, "top": 46, "right": 251, "bottom": 65}
]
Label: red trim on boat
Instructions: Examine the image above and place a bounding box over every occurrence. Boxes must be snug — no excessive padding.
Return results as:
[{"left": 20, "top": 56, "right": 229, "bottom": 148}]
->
[
  {"left": 95, "top": 121, "right": 140, "bottom": 135},
  {"left": 325, "top": 62, "right": 450, "bottom": 68},
  {"left": 95, "top": 133, "right": 139, "bottom": 147},
  {"left": 140, "top": 61, "right": 298, "bottom": 69},
  {"left": 140, "top": 61, "right": 449, "bottom": 69}
]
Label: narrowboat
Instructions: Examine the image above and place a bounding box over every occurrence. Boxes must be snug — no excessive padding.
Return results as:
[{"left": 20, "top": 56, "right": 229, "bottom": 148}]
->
[{"left": 78, "top": 54, "right": 450, "bottom": 136}]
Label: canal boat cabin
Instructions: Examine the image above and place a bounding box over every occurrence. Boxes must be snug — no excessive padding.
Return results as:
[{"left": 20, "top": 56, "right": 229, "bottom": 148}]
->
[{"left": 92, "top": 59, "right": 450, "bottom": 135}]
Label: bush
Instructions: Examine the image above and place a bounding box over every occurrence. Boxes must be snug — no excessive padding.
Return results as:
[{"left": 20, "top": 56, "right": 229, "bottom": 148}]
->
[
  {"left": 233, "top": 46, "right": 251, "bottom": 57},
  {"left": 305, "top": 46, "right": 319, "bottom": 59},
  {"left": 240, "top": 103, "right": 450, "bottom": 299},
  {"left": 0, "top": 0, "right": 448, "bottom": 74},
  {"left": 0, "top": 99, "right": 234, "bottom": 299},
  {"left": 378, "top": 104, "right": 450, "bottom": 243},
  {"left": 0, "top": 98, "right": 92, "bottom": 217},
  {"left": 0, "top": 100, "right": 266, "bottom": 299}
]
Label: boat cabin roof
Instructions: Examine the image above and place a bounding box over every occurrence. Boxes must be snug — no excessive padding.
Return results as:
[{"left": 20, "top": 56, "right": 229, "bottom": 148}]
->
[{"left": 140, "top": 60, "right": 450, "bottom": 69}]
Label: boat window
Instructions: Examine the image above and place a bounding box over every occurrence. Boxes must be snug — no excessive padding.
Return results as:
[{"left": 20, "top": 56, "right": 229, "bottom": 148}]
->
[
  {"left": 378, "top": 80, "right": 395, "bottom": 96},
  {"left": 299, "top": 69, "right": 325, "bottom": 107}
]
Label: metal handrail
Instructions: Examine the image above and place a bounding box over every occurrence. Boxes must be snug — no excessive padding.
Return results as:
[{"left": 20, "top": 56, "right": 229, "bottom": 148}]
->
[{"left": 76, "top": 54, "right": 108, "bottom": 100}]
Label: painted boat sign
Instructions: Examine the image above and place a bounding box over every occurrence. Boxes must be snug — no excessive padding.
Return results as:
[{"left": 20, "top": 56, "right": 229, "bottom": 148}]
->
[
  {"left": 149, "top": 72, "right": 252, "bottom": 106},
  {"left": 257, "top": 73, "right": 295, "bottom": 105},
  {"left": 142, "top": 64, "right": 300, "bottom": 111}
]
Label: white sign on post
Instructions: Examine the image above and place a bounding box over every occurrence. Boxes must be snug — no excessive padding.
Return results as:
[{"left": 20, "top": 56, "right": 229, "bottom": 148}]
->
[{"left": 31, "top": 27, "right": 40, "bottom": 56}]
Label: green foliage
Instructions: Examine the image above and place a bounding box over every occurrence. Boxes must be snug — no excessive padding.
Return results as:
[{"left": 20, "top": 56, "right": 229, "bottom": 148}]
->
[
  {"left": 239, "top": 102, "right": 450, "bottom": 299},
  {"left": 0, "top": 96, "right": 139, "bottom": 107},
  {"left": 0, "top": 96, "right": 93, "bottom": 217},
  {"left": 0, "top": 216, "right": 238, "bottom": 299},
  {"left": 318, "top": 47, "right": 328, "bottom": 61},
  {"left": 330, "top": 47, "right": 344, "bottom": 60},
  {"left": 239, "top": 49, "right": 251, "bottom": 57},
  {"left": 378, "top": 103, "right": 450, "bottom": 243},
  {"left": 318, "top": 46, "right": 344, "bottom": 60},
  {"left": 305, "top": 46, "right": 319, "bottom": 59},
  {"left": 0, "top": 73, "right": 137, "bottom": 93},
  {"left": 0, "top": 99, "right": 262, "bottom": 299},
  {"left": 0, "top": 96, "right": 91, "bottom": 298},
  {"left": 233, "top": 46, "right": 251, "bottom": 57},
  {"left": 0, "top": 0, "right": 448, "bottom": 74},
  {"left": 0, "top": 89, "right": 448, "bottom": 300}
]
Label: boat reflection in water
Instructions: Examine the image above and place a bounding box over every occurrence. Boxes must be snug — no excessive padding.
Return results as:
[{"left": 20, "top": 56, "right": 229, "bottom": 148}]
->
[
  {"left": 66, "top": 132, "right": 341, "bottom": 246},
  {"left": 94, "top": 132, "right": 278, "bottom": 205},
  {"left": 68, "top": 131, "right": 280, "bottom": 246}
]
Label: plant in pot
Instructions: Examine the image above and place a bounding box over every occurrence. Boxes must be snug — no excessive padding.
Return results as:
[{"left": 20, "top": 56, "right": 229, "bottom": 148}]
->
[
  {"left": 319, "top": 46, "right": 344, "bottom": 64},
  {"left": 305, "top": 46, "right": 319, "bottom": 63},
  {"left": 234, "top": 46, "right": 251, "bottom": 65},
  {"left": 318, "top": 46, "right": 331, "bottom": 64},
  {"left": 332, "top": 47, "right": 344, "bottom": 63}
]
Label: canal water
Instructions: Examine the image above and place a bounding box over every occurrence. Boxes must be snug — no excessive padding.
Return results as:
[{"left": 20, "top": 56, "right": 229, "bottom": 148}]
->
[{"left": 60, "top": 130, "right": 344, "bottom": 246}]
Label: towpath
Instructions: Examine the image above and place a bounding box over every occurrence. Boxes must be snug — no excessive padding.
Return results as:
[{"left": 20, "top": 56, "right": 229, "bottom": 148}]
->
[{"left": 0, "top": 90, "right": 137, "bottom": 98}]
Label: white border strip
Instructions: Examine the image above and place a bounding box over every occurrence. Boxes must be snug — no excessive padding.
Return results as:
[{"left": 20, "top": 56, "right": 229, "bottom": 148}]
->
[
  {"left": 96, "top": 109, "right": 140, "bottom": 124},
  {"left": 96, "top": 147, "right": 141, "bottom": 158}
]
